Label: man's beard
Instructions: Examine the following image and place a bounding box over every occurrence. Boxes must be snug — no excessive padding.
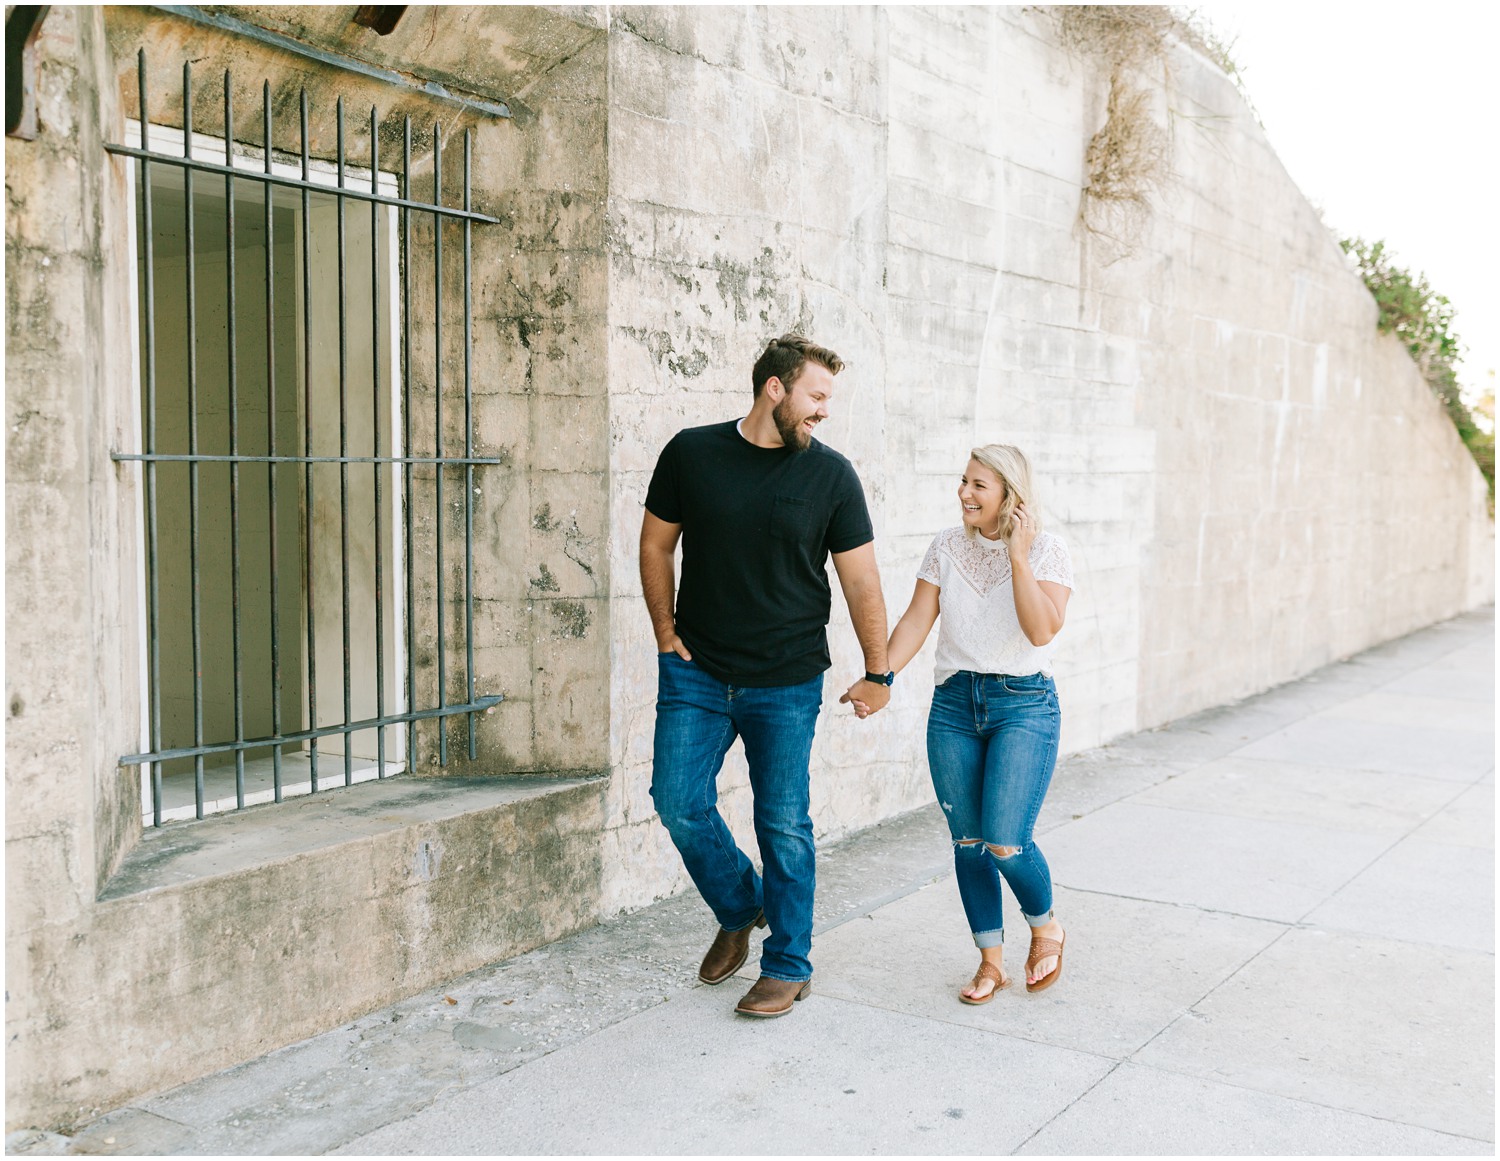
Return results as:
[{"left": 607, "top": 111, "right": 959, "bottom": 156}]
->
[{"left": 773, "top": 396, "right": 813, "bottom": 452}]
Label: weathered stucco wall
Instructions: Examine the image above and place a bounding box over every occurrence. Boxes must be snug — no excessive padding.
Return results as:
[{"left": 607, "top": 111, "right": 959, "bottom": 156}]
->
[
  {"left": 6, "top": 4, "right": 618, "bottom": 1130},
  {"left": 5, "top": 0, "right": 146, "bottom": 1086},
  {"left": 598, "top": 5, "right": 1494, "bottom": 913}
]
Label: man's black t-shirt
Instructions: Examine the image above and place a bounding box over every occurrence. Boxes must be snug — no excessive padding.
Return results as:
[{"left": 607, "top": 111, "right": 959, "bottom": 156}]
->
[{"left": 645, "top": 420, "right": 874, "bottom": 687}]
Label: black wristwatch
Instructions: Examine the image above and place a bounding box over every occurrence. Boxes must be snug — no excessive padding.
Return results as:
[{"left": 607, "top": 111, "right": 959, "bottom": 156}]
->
[{"left": 864, "top": 670, "right": 895, "bottom": 686}]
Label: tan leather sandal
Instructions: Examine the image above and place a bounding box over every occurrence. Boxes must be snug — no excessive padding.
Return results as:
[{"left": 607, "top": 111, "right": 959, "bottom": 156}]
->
[
  {"left": 1025, "top": 929, "right": 1066, "bottom": 992},
  {"left": 958, "top": 959, "right": 1012, "bottom": 1005}
]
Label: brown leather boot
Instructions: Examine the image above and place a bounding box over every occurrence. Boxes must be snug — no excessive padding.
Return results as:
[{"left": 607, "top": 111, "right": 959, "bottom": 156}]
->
[
  {"left": 698, "top": 911, "right": 767, "bottom": 985},
  {"left": 734, "top": 975, "right": 812, "bottom": 1017}
]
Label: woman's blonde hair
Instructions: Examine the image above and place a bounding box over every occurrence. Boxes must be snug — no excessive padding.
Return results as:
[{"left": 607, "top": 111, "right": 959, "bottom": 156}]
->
[{"left": 965, "top": 444, "right": 1042, "bottom": 541}]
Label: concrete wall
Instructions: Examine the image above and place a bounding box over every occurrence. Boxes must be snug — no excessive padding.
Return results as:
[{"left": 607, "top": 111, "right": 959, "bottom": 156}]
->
[
  {"left": 1094, "top": 39, "right": 1495, "bottom": 726},
  {"left": 6, "top": 4, "right": 619, "bottom": 1129},
  {"left": 5, "top": 0, "right": 145, "bottom": 981},
  {"left": 596, "top": 5, "right": 1494, "bottom": 911},
  {"left": 6, "top": 4, "right": 147, "bottom": 1128}
]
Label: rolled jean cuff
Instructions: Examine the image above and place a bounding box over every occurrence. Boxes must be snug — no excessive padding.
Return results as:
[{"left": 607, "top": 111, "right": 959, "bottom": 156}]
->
[
  {"left": 971, "top": 927, "right": 1005, "bottom": 949},
  {"left": 1023, "top": 909, "right": 1055, "bottom": 927}
]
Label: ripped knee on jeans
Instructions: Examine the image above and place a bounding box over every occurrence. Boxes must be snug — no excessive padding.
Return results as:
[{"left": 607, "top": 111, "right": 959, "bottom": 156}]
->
[
  {"left": 986, "top": 844, "right": 1021, "bottom": 859},
  {"left": 953, "top": 837, "right": 984, "bottom": 849}
]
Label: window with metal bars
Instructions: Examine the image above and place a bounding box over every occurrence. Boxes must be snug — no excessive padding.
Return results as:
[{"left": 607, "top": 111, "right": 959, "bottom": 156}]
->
[{"left": 109, "top": 53, "right": 503, "bottom": 826}]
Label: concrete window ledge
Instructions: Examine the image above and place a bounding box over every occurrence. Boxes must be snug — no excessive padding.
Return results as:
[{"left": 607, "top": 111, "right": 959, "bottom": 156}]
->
[
  {"left": 99, "top": 773, "right": 605, "bottom": 902},
  {"left": 36, "top": 773, "right": 613, "bottom": 1117}
]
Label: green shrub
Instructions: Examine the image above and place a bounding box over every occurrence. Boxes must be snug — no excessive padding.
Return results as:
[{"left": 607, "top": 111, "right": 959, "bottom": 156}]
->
[{"left": 1341, "top": 236, "right": 1494, "bottom": 502}]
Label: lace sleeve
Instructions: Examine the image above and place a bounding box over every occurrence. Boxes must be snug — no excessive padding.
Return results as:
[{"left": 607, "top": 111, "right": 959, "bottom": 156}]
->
[
  {"left": 1030, "top": 532, "right": 1073, "bottom": 589},
  {"left": 916, "top": 533, "right": 943, "bottom": 587}
]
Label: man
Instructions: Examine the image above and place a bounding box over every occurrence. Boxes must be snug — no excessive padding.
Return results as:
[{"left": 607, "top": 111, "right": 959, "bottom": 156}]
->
[{"left": 639, "top": 334, "right": 893, "bottom": 1018}]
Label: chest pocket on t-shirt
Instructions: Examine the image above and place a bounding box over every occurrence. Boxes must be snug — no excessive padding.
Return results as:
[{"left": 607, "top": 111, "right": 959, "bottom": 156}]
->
[{"left": 770, "top": 494, "right": 817, "bottom": 542}]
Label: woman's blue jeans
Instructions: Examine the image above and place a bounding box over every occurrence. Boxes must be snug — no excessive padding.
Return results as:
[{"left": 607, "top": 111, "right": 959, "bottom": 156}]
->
[
  {"left": 926, "top": 671, "right": 1061, "bottom": 948},
  {"left": 650, "top": 653, "right": 823, "bottom": 983}
]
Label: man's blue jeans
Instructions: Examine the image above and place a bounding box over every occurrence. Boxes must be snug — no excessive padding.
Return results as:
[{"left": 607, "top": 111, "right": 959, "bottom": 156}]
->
[{"left": 651, "top": 653, "right": 823, "bottom": 983}]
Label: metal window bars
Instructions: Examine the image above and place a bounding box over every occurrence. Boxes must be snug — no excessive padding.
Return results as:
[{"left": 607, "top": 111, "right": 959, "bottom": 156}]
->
[{"left": 109, "top": 52, "right": 502, "bottom": 826}]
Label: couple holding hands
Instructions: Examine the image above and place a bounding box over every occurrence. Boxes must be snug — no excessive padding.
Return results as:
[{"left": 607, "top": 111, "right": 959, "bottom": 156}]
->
[{"left": 639, "top": 335, "right": 1073, "bottom": 1018}]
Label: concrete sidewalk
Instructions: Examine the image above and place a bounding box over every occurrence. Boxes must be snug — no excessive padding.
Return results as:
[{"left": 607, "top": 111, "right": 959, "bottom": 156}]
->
[{"left": 10, "top": 609, "right": 1494, "bottom": 1156}]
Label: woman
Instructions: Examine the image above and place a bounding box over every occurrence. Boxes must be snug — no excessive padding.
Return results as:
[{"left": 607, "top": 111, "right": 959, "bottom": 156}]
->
[{"left": 845, "top": 444, "right": 1073, "bottom": 1002}]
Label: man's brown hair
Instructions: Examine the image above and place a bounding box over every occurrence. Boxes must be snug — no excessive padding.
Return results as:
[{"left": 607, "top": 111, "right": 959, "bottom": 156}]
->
[{"left": 751, "top": 334, "right": 844, "bottom": 398}]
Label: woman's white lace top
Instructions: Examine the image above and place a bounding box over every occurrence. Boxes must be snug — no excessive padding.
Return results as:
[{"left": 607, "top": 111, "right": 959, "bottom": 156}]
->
[{"left": 916, "top": 526, "right": 1074, "bottom": 681}]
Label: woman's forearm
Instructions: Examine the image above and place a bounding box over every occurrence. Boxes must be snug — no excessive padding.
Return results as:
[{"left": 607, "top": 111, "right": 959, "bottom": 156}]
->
[
  {"left": 886, "top": 581, "right": 941, "bottom": 674},
  {"left": 887, "top": 612, "right": 931, "bottom": 674}
]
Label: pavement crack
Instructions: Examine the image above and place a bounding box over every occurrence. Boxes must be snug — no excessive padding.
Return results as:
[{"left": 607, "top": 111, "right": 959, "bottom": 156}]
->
[
  {"left": 1290, "top": 776, "right": 1481, "bottom": 928},
  {"left": 812, "top": 864, "right": 951, "bottom": 935},
  {"left": 1010, "top": 1060, "right": 1126, "bottom": 1154},
  {"left": 1122, "top": 1058, "right": 1499, "bottom": 1145},
  {"left": 1124, "top": 925, "right": 1296, "bottom": 1063}
]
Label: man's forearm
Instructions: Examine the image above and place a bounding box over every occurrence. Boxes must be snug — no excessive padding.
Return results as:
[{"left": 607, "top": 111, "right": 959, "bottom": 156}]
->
[
  {"left": 846, "top": 578, "right": 890, "bottom": 673},
  {"left": 640, "top": 547, "right": 679, "bottom": 646}
]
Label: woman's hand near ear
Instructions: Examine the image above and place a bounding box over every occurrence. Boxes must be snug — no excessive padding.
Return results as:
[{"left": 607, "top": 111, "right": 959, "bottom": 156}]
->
[
  {"left": 1008, "top": 510, "right": 1068, "bottom": 647},
  {"left": 1004, "top": 502, "right": 1037, "bottom": 558}
]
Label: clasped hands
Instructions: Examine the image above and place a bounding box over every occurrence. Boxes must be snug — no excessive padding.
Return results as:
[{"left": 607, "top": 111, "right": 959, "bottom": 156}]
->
[{"left": 838, "top": 678, "right": 889, "bottom": 720}]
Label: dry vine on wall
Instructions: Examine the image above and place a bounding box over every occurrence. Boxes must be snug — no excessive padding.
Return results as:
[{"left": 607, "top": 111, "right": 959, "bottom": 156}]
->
[{"left": 1048, "top": 5, "right": 1230, "bottom": 258}]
